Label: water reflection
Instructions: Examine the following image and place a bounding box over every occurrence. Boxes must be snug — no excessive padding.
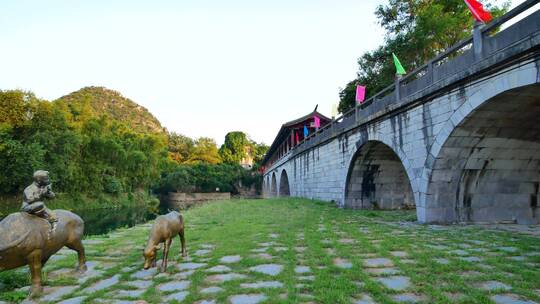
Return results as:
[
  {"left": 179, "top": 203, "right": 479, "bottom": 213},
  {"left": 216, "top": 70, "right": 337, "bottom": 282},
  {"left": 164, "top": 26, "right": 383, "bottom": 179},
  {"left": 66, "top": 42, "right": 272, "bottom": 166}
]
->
[
  {"left": 1, "top": 205, "right": 180, "bottom": 236},
  {"left": 77, "top": 206, "right": 158, "bottom": 236}
]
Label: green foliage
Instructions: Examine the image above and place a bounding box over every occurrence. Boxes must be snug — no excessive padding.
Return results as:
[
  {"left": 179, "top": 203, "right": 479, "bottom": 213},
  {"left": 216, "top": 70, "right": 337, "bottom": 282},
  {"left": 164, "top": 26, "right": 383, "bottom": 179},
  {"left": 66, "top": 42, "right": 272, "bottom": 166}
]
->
[
  {"left": 338, "top": 0, "right": 510, "bottom": 113},
  {"left": 55, "top": 86, "right": 164, "bottom": 134},
  {"left": 0, "top": 192, "right": 158, "bottom": 217},
  {"left": 168, "top": 132, "right": 194, "bottom": 163},
  {"left": 0, "top": 89, "right": 168, "bottom": 198},
  {"left": 166, "top": 133, "right": 224, "bottom": 165},
  {"left": 0, "top": 126, "right": 46, "bottom": 193},
  {"left": 0, "top": 86, "right": 266, "bottom": 212},
  {"left": 219, "top": 131, "right": 269, "bottom": 169},
  {"left": 156, "top": 163, "right": 261, "bottom": 194},
  {"left": 187, "top": 137, "right": 222, "bottom": 164},
  {"left": 251, "top": 142, "right": 269, "bottom": 170},
  {"left": 219, "top": 131, "right": 250, "bottom": 164},
  {"left": 167, "top": 130, "right": 268, "bottom": 169},
  {"left": 0, "top": 90, "right": 37, "bottom": 128},
  {"left": 0, "top": 266, "right": 29, "bottom": 303},
  {"left": 103, "top": 175, "right": 123, "bottom": 194}
]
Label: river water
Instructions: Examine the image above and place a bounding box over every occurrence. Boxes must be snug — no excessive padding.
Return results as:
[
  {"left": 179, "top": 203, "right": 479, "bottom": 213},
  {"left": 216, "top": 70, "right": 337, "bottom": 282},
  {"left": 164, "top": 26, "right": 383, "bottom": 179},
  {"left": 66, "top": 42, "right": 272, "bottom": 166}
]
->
[
  {"left": 0, "top": 206, "right": 159, "bottom": 236},
  {"left": 78, "top": 206, "right": 158, "bottom": 235}
]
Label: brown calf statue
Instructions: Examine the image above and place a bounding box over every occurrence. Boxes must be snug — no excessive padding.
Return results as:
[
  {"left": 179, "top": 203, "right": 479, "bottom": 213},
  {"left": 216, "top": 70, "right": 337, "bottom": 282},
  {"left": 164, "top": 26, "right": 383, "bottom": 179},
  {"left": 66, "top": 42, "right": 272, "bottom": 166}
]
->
[
  {"left": 143, "top": 211, "right": 187, "bottom": 272},
  {"left": 0, "top": 210, "right": 87, "bottom": 297}
]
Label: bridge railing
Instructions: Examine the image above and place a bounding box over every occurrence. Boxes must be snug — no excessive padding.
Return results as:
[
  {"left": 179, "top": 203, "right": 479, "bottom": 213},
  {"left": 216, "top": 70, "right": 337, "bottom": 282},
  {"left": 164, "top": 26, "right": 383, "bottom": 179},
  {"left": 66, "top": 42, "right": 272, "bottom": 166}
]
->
[{"left": 290, "top": 0, "right": 539, "bottom": 154}]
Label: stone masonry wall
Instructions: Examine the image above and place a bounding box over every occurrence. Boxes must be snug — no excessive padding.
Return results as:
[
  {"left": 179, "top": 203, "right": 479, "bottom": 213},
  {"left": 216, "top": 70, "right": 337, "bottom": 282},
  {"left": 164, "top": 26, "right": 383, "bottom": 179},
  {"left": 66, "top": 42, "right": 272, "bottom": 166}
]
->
[{"left": 264, "top": 60, "right": 540, "bottom": 223}]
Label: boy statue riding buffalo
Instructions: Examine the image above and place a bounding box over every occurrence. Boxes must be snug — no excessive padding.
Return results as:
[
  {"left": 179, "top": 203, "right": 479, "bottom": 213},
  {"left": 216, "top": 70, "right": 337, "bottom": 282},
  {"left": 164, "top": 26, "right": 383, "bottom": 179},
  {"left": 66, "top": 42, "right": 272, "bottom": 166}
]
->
[{"left": 0, "top": 170, "right": 86, "bottom": 297}]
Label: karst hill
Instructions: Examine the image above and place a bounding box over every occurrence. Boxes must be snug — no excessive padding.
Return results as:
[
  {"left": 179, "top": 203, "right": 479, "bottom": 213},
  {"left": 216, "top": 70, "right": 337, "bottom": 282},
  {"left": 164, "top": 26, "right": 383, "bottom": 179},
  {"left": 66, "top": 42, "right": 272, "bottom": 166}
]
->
[{"left": 55, "top": 86, "right": 165, "bottom": 135}]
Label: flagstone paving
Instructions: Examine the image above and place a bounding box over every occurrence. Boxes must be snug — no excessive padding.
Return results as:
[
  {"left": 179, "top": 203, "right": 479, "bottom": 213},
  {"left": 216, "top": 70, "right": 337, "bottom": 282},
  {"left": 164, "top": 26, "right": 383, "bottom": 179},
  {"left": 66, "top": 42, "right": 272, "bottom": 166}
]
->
[
  {"left": 157, "top": 280, "right": 190, "bottom": 292},
  {"left": 294, "top": 266, "right": 311, "bottom": 274},
  {"left": 333, "top": 257, "right": 353, "bottom": 269},
  {"left": 392, "top": 293, "right": 426, "bottom": 303},
  {"left": 491, "top": 294, "right": 538, "bottom": 304},
  {"left": 229, "top": 294, "right": 266, "bottom": 304},
  {"left": 200, "top": 287, "right": 223, "bottom": 294},
  {"left": 40, "top": 286, "right": 79, "bottom": 302},
  {"left": 1, "top": 198, "right": 539, "bottom": 303},
  {"left": 376, "top": 276, "right": 412, "bottom": 291},
  {"left": 240, "top": 281, "right": 283, "bottom": 289},
  {"left": 364, "top": 258, "right": 394, "bottom": 268},
  {"left": 164, "top": 291, "right": 190, "bottom": 302},
  {"left": 219, "top": 255, "right": 242, "bottom": 264},
  {"left": 352, "top": 294, "right": 376, "bottom": 304},
  {"left": 113, "top": 289, "right": 145, "bottom": 298},
  {"left": 205, "top": 265, "right": 231, "bottom": 273},
  {"left": 206, "top": 273, "right": 248, "bottom": 283},
  {"left": 249, "top": 264, "right": 283, "bottom": 276},
  {"left": 82, "top": 274, "right": 120, "bottom": 293},
  {"left": 56, "top": 296, "right": 86, "bottom": 304},
  {"left": 478, "top": 281, "right": 513, "bottom": 291}
]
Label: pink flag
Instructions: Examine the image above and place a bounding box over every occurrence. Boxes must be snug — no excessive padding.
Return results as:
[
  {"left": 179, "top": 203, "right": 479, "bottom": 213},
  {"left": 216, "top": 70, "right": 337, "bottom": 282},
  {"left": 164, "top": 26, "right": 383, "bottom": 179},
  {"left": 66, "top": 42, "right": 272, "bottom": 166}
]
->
[
  {"left": 314, "top": 115, "right": 320, "bottom": 128},
  {"left": 356, "top": 85, "right": 366, "bottom": 103}
]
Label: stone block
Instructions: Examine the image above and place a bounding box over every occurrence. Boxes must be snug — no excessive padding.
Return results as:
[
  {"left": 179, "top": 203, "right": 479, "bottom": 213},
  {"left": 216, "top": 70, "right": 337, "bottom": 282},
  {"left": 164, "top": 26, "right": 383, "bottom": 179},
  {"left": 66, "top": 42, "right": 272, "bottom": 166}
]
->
[{"left": 431, "top": 170, "right": 453, "bottom": 182}]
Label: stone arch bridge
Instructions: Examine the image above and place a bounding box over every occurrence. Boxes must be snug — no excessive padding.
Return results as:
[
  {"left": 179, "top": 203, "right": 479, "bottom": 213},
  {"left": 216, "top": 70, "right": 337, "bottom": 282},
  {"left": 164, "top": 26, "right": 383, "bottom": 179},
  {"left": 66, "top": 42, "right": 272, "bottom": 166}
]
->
[{"left": 262, "top": 2, "right": 540, "bottom": 224}]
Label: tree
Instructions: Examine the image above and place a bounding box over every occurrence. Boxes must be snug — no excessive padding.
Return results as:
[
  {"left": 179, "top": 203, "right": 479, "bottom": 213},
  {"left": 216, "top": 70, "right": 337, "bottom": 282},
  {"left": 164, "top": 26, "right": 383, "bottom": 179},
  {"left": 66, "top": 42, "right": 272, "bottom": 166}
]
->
[
  {"left": 252, "top": 143, "right": 269, "bottom": 170},
  {"left": 168, "top": 132, "right": 194, "bottom": 163},
  {"left": 0, "top": 87, "right": 169, "bottom": 197},
  {"left": 0, "top": 90, "right": 38, "bottom": 128},
  {"left": 0, "top": 125, "right": 45, "bottom": 193},
  {"left": 218, "top": 131, "right": 269, "bottom": 169},
  {"left": 219, "top": 131, "right": 250, "bottom": 164},
  {"left": 187, "top": 137, "right": 222, "bottom": 164},
  {"left": 338, "top": 0, "right": 509, "bottom": 113},
  {"left": 155, "top": 163, "right": 261, "bottom": 194}
]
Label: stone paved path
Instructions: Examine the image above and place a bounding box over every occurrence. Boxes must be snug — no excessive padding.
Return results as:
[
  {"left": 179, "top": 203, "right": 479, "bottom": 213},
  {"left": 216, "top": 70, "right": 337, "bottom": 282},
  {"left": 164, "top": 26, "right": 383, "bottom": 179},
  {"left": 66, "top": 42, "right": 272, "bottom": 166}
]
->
[{"left": 2, "top": 200, "right": 539, "bottom": 304}]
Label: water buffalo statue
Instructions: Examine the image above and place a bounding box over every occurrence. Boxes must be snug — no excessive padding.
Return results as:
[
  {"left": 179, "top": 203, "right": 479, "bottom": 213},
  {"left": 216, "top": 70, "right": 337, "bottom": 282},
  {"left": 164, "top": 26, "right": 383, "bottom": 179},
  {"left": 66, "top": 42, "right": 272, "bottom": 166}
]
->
[
  {"left": 0, "top": 210, "right": 87, "bottom": 297},
  {"left": 143, "top": 211, "right": 187, "bottom": 272}
]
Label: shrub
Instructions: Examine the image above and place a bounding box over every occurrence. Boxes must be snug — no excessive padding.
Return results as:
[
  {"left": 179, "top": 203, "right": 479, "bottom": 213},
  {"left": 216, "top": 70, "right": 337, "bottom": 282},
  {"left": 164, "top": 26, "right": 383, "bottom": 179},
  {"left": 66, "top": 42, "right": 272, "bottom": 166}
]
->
[
  {"left": 155, "top": 163, "right": 262, "bottom": 194},
  {"left": 103, "top": 175, "right": 123, "bottom": 194}
]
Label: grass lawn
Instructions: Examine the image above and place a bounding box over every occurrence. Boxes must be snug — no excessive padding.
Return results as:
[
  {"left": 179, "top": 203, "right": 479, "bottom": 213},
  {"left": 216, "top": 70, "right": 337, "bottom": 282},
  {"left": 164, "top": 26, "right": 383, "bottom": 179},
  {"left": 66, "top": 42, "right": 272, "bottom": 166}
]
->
[{"left": 1, "top": 198, "right": 539, "bottom": 304}]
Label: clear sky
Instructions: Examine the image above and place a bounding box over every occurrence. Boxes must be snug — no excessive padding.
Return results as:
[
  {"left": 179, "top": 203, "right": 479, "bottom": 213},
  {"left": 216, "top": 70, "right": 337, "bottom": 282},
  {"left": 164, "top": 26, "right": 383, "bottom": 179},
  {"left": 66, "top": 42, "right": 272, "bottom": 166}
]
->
[{"left": 0, "top": 0, "right": 530, "bottom": 145}]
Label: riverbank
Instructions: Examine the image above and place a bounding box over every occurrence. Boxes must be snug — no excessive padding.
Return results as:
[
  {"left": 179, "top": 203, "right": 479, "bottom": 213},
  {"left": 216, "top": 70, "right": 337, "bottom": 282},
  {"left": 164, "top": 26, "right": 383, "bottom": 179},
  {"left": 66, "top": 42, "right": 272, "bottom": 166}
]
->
[
  {"left": 1, "top": 198, "right": 539, "bottom": 304},
  {"left": 0, "top": 192, "right": 160, "bottom": 218}
]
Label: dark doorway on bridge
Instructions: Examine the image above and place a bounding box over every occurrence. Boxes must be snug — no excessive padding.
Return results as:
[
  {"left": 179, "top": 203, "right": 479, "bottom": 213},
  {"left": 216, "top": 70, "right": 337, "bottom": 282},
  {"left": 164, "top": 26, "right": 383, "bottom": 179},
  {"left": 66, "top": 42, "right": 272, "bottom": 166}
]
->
[
  {"left": 428, "top": 84, "right": 540, "bottom": 224},
  {"left": 345, "top": 141, "right": 415, "bottom": 210},
  {"left": 271, "top": 172, "right": 277, "bottom": 197},
  {"left": 279, "top": 170, "right": 290, "bottom": 197}
]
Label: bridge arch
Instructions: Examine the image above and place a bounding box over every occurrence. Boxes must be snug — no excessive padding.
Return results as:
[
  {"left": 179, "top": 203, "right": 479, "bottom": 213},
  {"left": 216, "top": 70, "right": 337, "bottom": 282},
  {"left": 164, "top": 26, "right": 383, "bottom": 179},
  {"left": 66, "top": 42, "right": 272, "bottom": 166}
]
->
[
  {"left": 270, "top": 172, "right": 277, "bottom": 197},
  {"left": 425, "top": 83, "right": 540, "bottom": 224},
  {"left": 344, "top": 140, "right": 415, "bottom": 210},
  {"left": 263, "top": 176, "right": 269, "bottom": 197},
  {"left": 279, "top": 169, "right": 291, "bottom": 197}
]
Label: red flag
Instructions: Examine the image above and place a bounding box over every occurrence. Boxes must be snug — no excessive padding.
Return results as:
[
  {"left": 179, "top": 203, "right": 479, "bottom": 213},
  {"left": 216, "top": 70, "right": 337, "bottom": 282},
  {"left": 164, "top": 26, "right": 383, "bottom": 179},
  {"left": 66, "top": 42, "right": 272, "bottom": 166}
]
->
[
  {"left": 464, "top": 0, "right": 492, "bottom": 23},
  {"left": 295, "top": 131, "right": 299, "bottom": 143},
  {"left": 313, "top": 115, "right": 320, "bottom": 128}
]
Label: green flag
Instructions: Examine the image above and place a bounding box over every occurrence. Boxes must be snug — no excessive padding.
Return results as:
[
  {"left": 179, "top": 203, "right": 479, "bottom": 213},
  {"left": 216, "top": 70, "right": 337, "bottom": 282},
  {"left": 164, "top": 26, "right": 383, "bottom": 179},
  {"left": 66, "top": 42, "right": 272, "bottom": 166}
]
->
[{"left": 392, "top": 53, "right": 406, "bottom": 75}]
